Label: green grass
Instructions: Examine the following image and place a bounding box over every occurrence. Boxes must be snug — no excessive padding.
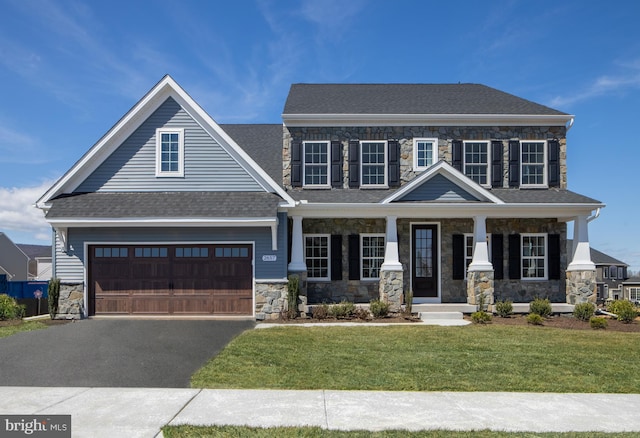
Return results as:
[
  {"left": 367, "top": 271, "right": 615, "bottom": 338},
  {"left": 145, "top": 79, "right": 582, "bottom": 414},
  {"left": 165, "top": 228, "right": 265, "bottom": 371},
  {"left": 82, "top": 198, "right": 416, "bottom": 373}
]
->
[
  {"left": 191, "top": 325, "right": 640, "bottom": 393},
  {"left": 162, "top": 425, "right": 640, "bottom": 438},
  {"left": 0, "top": 321, "right": 49, "bottom": 338}
]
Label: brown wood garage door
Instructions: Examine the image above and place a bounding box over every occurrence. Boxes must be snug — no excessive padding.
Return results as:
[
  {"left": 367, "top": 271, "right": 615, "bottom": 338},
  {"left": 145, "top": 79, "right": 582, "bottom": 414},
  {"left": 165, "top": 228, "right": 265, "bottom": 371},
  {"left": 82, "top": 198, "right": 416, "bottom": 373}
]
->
[{"left": 88, "top": 244, "right": 253, "bottom": 316}]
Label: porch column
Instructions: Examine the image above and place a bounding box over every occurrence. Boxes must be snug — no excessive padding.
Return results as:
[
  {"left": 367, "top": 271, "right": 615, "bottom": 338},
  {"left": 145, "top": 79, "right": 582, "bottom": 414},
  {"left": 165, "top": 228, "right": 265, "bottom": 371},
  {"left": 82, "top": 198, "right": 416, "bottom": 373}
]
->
[
  {"left": 467, "top": 215, "right": 494, "bottom": 308},
  {"left": 566, "top": 215, "right": 597, "bottom": 304},
  {"left": 379, "top": 216, "right": 403, "bottom": 312},
  {"left": 288, "top": 216, "right": 307, "bottom": 272}
]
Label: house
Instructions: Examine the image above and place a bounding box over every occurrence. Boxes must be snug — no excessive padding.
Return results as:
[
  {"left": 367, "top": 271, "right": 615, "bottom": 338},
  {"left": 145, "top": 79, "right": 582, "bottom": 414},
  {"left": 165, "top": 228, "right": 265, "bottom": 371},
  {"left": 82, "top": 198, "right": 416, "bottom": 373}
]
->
[
  {"left": 0, "top": 232, "right": 29, "bottom": 282},
  {"left": 620, "top": 277, "right": 640, "bottom": 304},
  {"left": 36, "top": 76, "right": 603, "bottom": 319},
  {"left": 17, "top": 244, "right": 53, "bottom": 281}
]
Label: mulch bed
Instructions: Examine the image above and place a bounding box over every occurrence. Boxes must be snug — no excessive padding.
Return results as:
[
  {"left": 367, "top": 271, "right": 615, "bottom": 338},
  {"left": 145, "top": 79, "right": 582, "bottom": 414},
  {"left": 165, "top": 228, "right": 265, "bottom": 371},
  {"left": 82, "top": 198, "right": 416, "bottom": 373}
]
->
[{"left": 486, "top": 314, "right": 640, "bottom": 332}]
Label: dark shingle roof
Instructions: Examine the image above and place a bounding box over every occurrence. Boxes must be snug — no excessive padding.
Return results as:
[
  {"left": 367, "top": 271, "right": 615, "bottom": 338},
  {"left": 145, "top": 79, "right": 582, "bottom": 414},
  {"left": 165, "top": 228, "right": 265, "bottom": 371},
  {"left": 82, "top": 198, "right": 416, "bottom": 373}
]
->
[
  {"left": 16, "top": 244, "right": 51, "bottom": 259},
  {"left": 567, "top": 240, "right": 628, "bottom": 266},
  {"left": 491, "top": 189, "right": 601, "bottom": 204},
  {"left": 283, "top": 84, "right": 568, "bottom": 116},
  {"left": 46, "top": 192, "right": 282, "bottom": 218}
]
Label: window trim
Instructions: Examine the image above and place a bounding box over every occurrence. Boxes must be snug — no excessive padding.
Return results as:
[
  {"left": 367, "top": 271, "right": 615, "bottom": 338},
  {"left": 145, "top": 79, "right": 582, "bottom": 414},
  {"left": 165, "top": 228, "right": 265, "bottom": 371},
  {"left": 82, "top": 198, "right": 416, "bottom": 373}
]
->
[
  {"left": 463, "top": 233, "right": 492, "bottom": 279},
  {"left": 413, "top": 138, "right": 437, "bottom": 171},
  {"left": 302, "top": 140, "right": 331, "bottom": 188},
  {"left": 156, "top": 128, "right": 185, "bottom": 177},
  {"left": 463, "top": 140, "right": 490, "bottom": 187},
  {"left": 520, "top": 140, "right": 547, "bottom": 188},
  {"left": 360, "top": 233, "right": 385, "bottom": 280},
  {"left": 521, "top": 233, "right": 548, "bottom": 280},
  {"left": 360, "top": 140, "right": 388, "bottom": 187},
  {"left": 629, "top": 287, "right": 640, "bottom": 302},
  {"left": 304, "top": 234, "right": 331, "bottom": 281}
]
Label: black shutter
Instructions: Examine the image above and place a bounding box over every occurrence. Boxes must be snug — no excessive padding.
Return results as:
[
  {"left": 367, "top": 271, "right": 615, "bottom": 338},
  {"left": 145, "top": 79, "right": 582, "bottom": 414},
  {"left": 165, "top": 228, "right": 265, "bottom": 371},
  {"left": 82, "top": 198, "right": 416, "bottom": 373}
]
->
[
  {"left": 491, "top": 141, "right": 504, "bottom": 188},
  {"left": 508, "top": 233, "right": 521, "bottom": 280},
  {"left": 452, "top": 140, "right": 463, "bottom": 171},
  {"left": 331, "top": 141, "right": 343, "bottom": 188},
  {"left": 331, "top": 234, "right": 343, "bottom": 280},
  {"left": 548, "top": 234, "right": 561, "bottom": 280},
  {"left": 492, "top": 234, "right": 504, "bottom": 280},
  {"left": 548, "top": 140, "right": 560, "bottom": 188},
  {"left": 348, "top": 234, "right": 360, "bottom": 280},
  {"left": 452, "top": 234, "right": 465, "bottom": 280},
  {"left": 291, "top": 141, "right": 302, "bottom": 187},
  {"left": 388, "top": 140, "right": 400, "bottom": 188},
  {"left": 348, "top": 140, "right": 359, "bottom": 188},
  {"left": 508, "top": 140, "right": 520, "bottom": 187}
]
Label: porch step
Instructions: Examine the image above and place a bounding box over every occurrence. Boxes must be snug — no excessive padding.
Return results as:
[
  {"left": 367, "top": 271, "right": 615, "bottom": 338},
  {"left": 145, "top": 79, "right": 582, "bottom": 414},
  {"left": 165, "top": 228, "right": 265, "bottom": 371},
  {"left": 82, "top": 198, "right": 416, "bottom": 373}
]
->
[
  {"left": 413, "top": 304, "right": 477, "bottom": 314},
  {"left": 418, "top": 311, "right": 464, "bottom": 321}
]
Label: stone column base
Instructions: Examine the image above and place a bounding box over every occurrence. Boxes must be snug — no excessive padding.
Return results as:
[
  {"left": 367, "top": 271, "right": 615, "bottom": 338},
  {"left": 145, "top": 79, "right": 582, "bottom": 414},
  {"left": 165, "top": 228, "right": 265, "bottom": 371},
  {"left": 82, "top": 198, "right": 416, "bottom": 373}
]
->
[
  {"left": 55, "top": 283, "right": 84, "bottom": 319},
  {"left": 467, "top": 270, "right": 494, "bottom": 309},
  {"left": 379, "top": 269, "right": 403, "bottom": 312},
  {"left": 566, "top": 270, "right": 596, "bottom": 304}
]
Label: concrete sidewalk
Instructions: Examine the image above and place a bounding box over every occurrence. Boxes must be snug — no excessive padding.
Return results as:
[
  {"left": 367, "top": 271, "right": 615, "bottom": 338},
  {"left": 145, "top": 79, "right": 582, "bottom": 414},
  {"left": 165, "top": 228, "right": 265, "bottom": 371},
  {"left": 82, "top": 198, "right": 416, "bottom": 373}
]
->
[{"left": 2, "top": 387, "right": 640, "bottom": 437}]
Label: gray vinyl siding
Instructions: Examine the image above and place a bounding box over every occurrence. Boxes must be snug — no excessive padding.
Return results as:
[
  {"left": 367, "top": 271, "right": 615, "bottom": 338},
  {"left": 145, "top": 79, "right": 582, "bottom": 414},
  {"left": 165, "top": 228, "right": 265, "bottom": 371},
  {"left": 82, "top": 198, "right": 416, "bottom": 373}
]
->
[
  {"left": 54, "top": 214, "right": 288, "bottom": 283},
  {"left": 76, "top": 97, "right": 264, "bottom": 192},
  {"left": 0, "top": 234, "right": 29, "bottom": 281},
  {"left": 399, "top": 174, "right": 479, "bottom": 202}
]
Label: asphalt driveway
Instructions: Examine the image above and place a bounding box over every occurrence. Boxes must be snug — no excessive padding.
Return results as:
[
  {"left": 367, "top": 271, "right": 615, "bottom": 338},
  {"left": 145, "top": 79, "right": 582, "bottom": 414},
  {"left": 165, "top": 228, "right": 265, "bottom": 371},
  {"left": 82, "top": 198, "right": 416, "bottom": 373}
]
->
[{"left": 0, "top": 319, "right": 254, "bottom": 387}]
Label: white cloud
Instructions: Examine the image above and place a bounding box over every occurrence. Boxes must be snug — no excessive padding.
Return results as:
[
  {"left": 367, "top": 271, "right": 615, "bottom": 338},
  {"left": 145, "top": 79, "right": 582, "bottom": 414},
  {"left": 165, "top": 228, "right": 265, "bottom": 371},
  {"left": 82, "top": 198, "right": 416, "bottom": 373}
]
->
[{"left": 0, "top": 182, "right": 53, "bottom": 243}]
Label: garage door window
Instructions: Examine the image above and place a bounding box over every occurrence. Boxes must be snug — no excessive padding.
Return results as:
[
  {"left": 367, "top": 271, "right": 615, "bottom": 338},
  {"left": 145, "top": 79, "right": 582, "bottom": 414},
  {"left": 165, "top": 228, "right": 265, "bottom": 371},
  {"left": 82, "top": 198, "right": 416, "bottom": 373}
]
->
[
  {"left": 176, "top": 247, "right": 209, "bottom": 257},
  {"left": 95, "top": 247, "right": 128, "bottom": 257},
  {"left": 135, "top": 247, "right": 168, "bottom": 257},
  {"left": 215, "top": 247, "right": 249, "bottom": 257}
]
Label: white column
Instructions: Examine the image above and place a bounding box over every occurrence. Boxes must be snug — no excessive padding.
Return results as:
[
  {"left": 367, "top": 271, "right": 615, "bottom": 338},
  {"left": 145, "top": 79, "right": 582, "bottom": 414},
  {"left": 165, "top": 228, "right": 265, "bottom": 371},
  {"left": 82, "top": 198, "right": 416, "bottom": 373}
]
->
[
  {"left": 288, "top": 216, "right": 307, "bottom": 272},
  {"left": 567, "top": 215, "right": 595, "bottom": 271},
  {"left": 468, "top": 215, "right": 493, "bottom": 271},
  {"left": 381, "top": 216, "right": 403, "bottom": 271}
]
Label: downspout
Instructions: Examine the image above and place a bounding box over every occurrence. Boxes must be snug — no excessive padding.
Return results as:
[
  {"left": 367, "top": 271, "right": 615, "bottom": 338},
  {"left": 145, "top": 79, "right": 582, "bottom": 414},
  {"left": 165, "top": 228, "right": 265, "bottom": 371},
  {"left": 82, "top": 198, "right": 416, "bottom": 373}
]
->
[
  {"left": 587, "top": 207, "right": 600, "bottom": 223},
  {"left": 566, "top": 117, "right": 575, "bottom": 132}
]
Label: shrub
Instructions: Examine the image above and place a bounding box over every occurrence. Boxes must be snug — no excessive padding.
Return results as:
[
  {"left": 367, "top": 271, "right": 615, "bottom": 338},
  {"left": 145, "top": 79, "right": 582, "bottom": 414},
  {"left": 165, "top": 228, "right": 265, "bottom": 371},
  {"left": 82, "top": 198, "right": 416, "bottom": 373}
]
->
[
  {"left": 369, "top": 299, "right": 390, "bottom": 318},
  {"left": 286, "top": 275, "right": 299, "bottom": 319},
  {"left": 590, "top": 317, "right": 608, "bottom": 330},
  {"left": 311, "top": 303, "right": 329, "bottom": 320},
  {"left": 0, "top": 294, "right": 25, "bottom": 320},
  {"left": 471, "top": 311, "right": 492, "bottom": 324},
  {"left": 573, "top": 302, "right": 595, "bottom": 322},
  {"left": 48, "top": 278, "right": 60, "bottom": 319},
  {"left": 608, "top": 300, "right": 636, "bottom": 323},
  {"left": 403, "top": 289, "right": 413, "bottom": 316},
  {"left": 495, "top": 300, "right": 513, "bottom": 318},
  {"left": 329, "top": 300, "right": 356, "bottom": 319},
  {"left": 354, "top": 307, "right": 371, "bottom": 320},
  {"left": 529, "top": 297, "right": 552, "bottom": 317},
  {"left": 526, "top": 313, "right": 544, "bottom": 325}
]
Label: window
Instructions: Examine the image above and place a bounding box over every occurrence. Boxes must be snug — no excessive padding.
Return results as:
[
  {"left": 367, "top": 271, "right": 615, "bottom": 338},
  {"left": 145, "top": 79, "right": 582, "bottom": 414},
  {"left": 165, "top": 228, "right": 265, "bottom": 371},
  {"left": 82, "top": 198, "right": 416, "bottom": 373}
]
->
[
  {"left": 464, "top": 141, "right": 489, "bottom": 185},
  {"left": 414, "top": 138, "right": 437, "bottom": 170},
  {"left": 629, "top": 287, "right": 640, "bottom": 302},
  {"left": 521, "top": 234, "right": 547, "bottom": 280},
  {"left": 361, "top": 141, "right": 387, "bottom": 186},
  {"left": 521, "top": 141, "right": 546, "bottom": 186},
  {"left": 610, "top": 266, "right": 618, "bottom": 279},
  {"left": 95, "top": 247, "right": 128, "bottom": 258},
  {"left": 214, "top": 247, "right": 249, "bottom": 258},
  {"left": 176, "top": 247, "right": 209, "bottom": 258},
  {"left": 304, "top": 235, "right": 330, "bottom": 280},
  {"left": 134, "top": 247, "right": 168, "bottom": 257},
  {"left": 603, "top": 267, "right": 608, "bottom": 279},
  {"left": 463, "top": 233, "right": 492, "bottom": 278},
  {"left": 156, "top": 128, "right": 184, "bottom": 177},
  {"left": 361, "top": 234, "right": 385, "bottom": 279},
  {"left": 618, "top": 267, "right": 625, "bottom": 279},
  {"left": 303, "top": 141, "right": 329, "bottom": 186}
]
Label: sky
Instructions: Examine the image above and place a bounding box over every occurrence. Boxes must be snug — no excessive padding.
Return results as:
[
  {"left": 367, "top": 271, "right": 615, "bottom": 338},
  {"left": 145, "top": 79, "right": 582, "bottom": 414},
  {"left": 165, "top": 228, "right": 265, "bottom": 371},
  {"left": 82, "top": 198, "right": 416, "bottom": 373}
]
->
[{"left": 0, "top": 0, "right": 639, "bottom": 272}]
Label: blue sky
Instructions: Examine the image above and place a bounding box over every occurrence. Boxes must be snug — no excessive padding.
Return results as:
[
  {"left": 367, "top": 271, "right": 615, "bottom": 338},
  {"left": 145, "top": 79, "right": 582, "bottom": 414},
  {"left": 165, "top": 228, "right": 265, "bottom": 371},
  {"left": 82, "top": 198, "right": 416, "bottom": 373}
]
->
[{"left": 1, "top": 0, "right": 639, "bottom": 272}]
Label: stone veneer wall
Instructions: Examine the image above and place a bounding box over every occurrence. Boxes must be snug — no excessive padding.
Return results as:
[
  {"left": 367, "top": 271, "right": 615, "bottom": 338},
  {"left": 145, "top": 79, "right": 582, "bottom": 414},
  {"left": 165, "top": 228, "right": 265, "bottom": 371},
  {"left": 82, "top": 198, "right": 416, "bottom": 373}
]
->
[
  {"left": 54, "top": 283, "right": 84, "bottom": 319},
  {"left": 255, "top": 280, "right": 288, "bottom": 320},
  {"left": 566, "top": 270, "right": 597, "bottom": 304},
  {"left": 283, "top": 126, "right": 567, "bottom": 190}
]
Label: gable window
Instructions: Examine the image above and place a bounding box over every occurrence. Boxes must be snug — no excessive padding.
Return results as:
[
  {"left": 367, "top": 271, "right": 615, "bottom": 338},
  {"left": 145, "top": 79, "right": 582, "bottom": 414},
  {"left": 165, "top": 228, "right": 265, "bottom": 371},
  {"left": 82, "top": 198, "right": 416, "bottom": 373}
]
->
[
  {"left": 304, "top": 234, "right": 330, "bottom": 280},
  {"left": 361, "top": 234, "right": 385, "bottom": 279},
  {"left": 361, "top": 141, "right": 387, "bottom": 186},
  {"left": 463, "top": 141, "right": 489, "bottom": 186},
  {"left": 303, "top": 141, "right": 329, "bottom": 186},
  {"left": 156, "top": 128, "right": 184, "bottom": 177},
  {"left": 521, "top": 234, "right": 547, "bottom": 280},
  {"left": 521, "top": 141, "right": 546, "bottom": 186},
  {"left": 414, "top": 138, "right": 437, "bottom": 171}
]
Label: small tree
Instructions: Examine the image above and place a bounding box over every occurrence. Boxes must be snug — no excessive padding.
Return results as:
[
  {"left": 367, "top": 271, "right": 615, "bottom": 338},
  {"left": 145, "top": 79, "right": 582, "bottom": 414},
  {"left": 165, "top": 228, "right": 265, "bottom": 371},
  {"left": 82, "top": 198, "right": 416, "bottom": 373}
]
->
[{"left": 48, "top": 278, "right": 60, "bottom": 319}]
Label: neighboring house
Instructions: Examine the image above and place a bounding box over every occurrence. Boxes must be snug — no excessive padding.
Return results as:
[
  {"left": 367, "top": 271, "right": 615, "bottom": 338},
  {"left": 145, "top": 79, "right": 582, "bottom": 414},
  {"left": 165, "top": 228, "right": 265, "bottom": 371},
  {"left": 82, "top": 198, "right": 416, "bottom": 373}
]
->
[
  {"left": 621, "top": 277, "right": 640, "bottom": 304},
  {"left": 568, "top": 240, "right": 628, "bottom": 302},
  {"left": 0, "top": 232, "right": 29, "bottom": 281},
  {"left": 36, "top": 76, "right": 603, "bottom": 319},
  {"left": 17, "top": 244, "right": 53, "bottom": 281}
]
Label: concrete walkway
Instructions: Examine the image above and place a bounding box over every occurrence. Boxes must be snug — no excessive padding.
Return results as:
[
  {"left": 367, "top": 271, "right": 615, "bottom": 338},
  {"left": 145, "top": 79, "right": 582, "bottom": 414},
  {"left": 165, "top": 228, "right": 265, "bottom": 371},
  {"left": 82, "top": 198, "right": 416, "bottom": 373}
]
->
[{"left": 2, "top": 387, "right": 640, "bottom": 437}]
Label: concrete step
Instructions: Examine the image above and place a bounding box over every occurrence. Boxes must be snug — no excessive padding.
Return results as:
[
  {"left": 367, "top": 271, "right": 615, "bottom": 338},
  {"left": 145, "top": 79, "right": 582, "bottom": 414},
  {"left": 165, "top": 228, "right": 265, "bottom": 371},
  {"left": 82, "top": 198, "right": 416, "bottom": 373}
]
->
[
  {"left": 419, "top": 311, "right": 464, "bottom": 321},
  {"left": 413, "top": 304, "right": 476, "bottom": 313}
]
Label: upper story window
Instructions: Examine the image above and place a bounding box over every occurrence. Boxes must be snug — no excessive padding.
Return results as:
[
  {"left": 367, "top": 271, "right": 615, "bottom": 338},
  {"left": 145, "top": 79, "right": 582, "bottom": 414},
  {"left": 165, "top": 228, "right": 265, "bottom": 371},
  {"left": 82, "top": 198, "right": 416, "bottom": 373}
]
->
[
  {"left": 609, "top": 265, "right": 618, "bottom": 279},
  {"left": 414, "top": 138, "right": 437, "bottom": 171},
  {"left": 521, "top": 233, "right": 547, "bottom": 280},
  {"left": 521, "top": 141, "right": 546, "bottom": 187},
  {"left": 303, "top": 141, "right": 330, "bottom": 187},
  {"left": 156, "top": 128, "right": 184, "bottom": 177},
  {"left": 464, "top": 141, "right": 489, "bottom": 186},
  {"left": 618, "top": 267, "right": 625, "bottom": 279},
  {"left": 361, "top": 141, "right": 387, "bottom": 187}
]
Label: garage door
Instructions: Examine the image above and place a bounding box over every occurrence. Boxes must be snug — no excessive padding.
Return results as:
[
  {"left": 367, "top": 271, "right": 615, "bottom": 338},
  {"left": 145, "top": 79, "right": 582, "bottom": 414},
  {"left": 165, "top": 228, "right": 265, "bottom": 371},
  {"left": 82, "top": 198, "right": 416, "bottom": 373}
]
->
[{"left": 88, "top": 244, "right": 253, "bottom": 316}]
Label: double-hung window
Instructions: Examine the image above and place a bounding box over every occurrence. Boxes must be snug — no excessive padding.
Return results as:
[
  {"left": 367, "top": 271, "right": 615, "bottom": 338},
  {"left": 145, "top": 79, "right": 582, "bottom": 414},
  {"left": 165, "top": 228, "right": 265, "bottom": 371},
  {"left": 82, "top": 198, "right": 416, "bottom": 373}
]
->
[
  {"left": 304, "top": 234, "right": 330, "bottom": 280},
  {"left": 464, "top": 141, "right": 489, "bottom": 186},
  {"left": 521, "top": 234, "right": 547, "bottom": 280},
  {"left": 361, "top": 141, "right": 387, "bottom": 186},
  {"left": 303, "top": 141, "right": 329, "bottom": 187},
  {"left": 414, "top": 138, "right": 437, "bottom": 171},
  {"left": 521, "top": 141, "right": 546, "bottom": 187},
  {"left": 156, "top": 128, "right": 184, "bottom": 177},
  {"left": 361, "top": 234, "right": 385, "bottom": 280}
]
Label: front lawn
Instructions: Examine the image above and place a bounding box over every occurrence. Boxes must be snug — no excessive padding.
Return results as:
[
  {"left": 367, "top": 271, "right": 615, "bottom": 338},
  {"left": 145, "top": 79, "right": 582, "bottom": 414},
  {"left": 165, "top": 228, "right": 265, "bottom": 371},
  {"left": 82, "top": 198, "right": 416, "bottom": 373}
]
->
[
  {"left": 0, "top": 320, "right": 49, "bottom": 339},
  {"left": 191, "top": 325, "right": 640, "bottom": 393}
]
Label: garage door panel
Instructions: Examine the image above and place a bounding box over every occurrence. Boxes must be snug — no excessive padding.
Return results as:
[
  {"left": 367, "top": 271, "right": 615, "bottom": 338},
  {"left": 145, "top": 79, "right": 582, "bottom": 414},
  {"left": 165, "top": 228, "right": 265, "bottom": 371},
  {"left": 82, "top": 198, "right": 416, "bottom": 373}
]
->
[
  {"left": 95, "top": 297, "right": 131, "bottom": 314},
  {"left": 131, "top": 297, "right": 171, "bottom": 314},
  {"left": 214, "top": 296, "right": 252, "bottom": 314},
  {"left": 172, "top": 297, "right": 212, "bottom": 314}
]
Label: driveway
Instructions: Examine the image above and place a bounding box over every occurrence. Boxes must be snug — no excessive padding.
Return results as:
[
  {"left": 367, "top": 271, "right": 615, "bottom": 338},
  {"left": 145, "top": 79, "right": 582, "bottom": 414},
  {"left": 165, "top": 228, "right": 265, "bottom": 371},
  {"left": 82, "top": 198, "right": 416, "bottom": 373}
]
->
[{"left": 0, "top": 319, "right": 254, "bottom": 387}]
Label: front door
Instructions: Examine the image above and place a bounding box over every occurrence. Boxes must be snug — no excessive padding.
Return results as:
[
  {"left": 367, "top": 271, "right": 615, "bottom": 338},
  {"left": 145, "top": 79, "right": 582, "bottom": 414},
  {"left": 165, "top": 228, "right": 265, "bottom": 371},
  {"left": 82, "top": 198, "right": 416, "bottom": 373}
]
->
[{"left": 412, "top": 224, "right": 438, "bottom": 298}]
